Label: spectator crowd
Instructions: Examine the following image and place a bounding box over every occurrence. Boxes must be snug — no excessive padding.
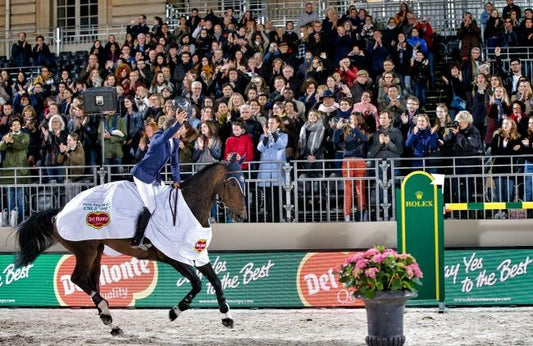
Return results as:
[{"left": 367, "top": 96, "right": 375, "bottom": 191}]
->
[{"left": 1, "top": 1, "right": 533, "bottom": 222}]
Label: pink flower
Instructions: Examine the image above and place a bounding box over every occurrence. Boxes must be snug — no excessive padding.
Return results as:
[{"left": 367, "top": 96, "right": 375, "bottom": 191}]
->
[
  {"left": 371, "top": 253, "right": 387, "bottom": 263},
  {"left": 355, "top": 259, "right": 369, "bottom": 270},
  {"left": 337, "top": 246, "right": 423, "bottom": 295},
  {"left": 405, "top": 265, "right": 415, "bottom": 278},
  {"left": 412, "top": 264, "right": 423, "bottom": 278},
  {"left": 405, "top": 263, "right": 423, "bottom": 279},
  {"left": 365, "top": 247, "right": 380, "bottom": 257},
  {"left": 365, "top": 267, "right": 379, "bottom": 279},
  {"left": 383, "top": 248, "right": 397, "bottom": 256},
  {"left": 345, "top": 252, "right": 364, "bottom": 264}
]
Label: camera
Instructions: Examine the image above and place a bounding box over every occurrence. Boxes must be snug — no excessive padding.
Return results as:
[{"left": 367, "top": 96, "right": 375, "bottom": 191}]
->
[{"left": 446, "top": 121, "right": 460, "bottom": 129}]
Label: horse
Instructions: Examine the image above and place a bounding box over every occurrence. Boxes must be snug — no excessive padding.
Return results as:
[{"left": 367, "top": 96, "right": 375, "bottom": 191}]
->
[{"left": 15, "top": 156, "right": 247, "bottom": 336}]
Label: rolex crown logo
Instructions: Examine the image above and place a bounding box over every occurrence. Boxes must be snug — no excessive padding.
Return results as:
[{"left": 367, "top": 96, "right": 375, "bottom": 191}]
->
[{"left": 415, "top": 191, "right": 423, "bottom": 200}]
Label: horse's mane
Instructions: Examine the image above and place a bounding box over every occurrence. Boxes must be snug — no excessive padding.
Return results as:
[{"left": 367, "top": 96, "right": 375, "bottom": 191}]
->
[{"left": 181, "top": 162, "right": 224, "bottom": 190}]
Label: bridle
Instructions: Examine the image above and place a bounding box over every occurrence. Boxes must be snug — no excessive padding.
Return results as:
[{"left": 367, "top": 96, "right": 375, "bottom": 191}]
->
[{"left": 215, "top": 176, "right": 245, "bottom": 210}]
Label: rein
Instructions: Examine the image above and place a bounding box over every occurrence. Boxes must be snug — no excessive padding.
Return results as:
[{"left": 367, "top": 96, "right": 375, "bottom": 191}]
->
[{"left": 168, "top": 187, "right": 179, "bottom": 226}]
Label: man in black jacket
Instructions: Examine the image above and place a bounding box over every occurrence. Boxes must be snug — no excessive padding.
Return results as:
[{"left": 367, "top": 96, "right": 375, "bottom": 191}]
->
[{"left": 11, "top": 32, "right": 32, "bottom": 67}]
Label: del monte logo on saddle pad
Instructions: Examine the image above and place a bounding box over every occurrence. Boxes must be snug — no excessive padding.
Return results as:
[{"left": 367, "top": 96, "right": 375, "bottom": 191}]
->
[
  {"left": 194, "top": 239, "right": 207, "bottom": 252},
  {"left": 86, "top": 211, "right": 110, "bottom": 229},
  {"left": 82, "top": 202, "right": 111, "bottom": 229}
]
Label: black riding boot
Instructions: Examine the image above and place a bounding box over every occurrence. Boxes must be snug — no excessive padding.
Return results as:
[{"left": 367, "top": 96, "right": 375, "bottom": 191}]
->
[{"left": 131, "top": 207, "right": 152, "bottom": 250}]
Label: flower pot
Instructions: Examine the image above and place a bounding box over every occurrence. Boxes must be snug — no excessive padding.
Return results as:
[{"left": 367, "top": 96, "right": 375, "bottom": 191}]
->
[{"left": 358, "top": 290, "right": 417, "bottom": 346}]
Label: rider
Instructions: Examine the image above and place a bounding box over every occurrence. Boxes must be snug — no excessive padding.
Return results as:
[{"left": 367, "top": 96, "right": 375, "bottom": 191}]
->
[{"left": 130, "top": 109, "right": 188, "bottom": 249}]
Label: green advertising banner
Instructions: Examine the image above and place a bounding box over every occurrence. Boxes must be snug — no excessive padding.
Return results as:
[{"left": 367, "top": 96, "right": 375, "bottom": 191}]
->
[
  {"left": 444, "top": 249, "right": 533, "bottom": 306},
  {"left": 0, "top": 250, "right": 532, "bottom": 308},
  {"left": 0, "top": 254, "right": 58, "bottom": 306},
  {"left": 0, "top": 252, "right": 361, "bottom": 308},
  {"left": 139, "top": 253, "right": 303, "bottom": 308}
]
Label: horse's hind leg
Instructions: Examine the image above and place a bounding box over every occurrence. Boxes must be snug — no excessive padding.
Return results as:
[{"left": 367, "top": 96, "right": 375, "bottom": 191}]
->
[
  {"left": 69, "top": 242, "right": 115, "bottom": 328},
  {"left": 167, "top": 261, "right": 202, "bottom": 321},
  {"left": 198, "top": 262, "right": 234, "bottom": 328}
]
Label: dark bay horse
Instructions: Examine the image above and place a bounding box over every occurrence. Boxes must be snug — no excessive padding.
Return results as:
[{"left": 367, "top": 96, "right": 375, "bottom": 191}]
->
[{"left": 16, "top": 157, "right": 247, "bottom": 335}]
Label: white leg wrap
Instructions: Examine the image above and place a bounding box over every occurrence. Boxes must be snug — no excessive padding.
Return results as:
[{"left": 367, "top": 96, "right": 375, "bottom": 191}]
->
[
  {"left": 225, "top": 311, "right": 233, "bottom": 320},
  {"left": 98, "top": 300, "right": 110, "bottom": 315},
  {"left": 172, "top": 306, "right": 182, "bottom": 317}
]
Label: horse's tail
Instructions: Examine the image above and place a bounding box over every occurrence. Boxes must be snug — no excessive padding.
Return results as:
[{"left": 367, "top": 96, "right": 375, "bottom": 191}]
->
[{"left": 16, "top": 208, "right": 60, "bottom": 267}]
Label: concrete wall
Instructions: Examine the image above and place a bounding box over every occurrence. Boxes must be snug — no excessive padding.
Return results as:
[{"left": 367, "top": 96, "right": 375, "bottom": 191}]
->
[{"left": 2, "top": 219, "right": 532, "bottom": 253}]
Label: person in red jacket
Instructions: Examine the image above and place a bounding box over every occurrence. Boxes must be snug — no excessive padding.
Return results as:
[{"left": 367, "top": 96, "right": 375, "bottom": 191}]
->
[
  {"left": 224, "top": 120, "right": 254, "bottom": 169},
  {"left": 335, "top": 57, "right": 358, "bottom": 87}
]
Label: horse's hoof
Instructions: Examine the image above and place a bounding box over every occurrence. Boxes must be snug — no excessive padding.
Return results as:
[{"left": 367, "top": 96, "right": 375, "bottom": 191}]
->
[
  {"left": 169, "top": 308, "right": 178, "bottom": 321},
  {"left": 222, "top": 318, "right": 234, "bottom": 328},
  {"left": 100, "top": 313, "right": 113, "bottom": 326},
  {"left": 110, "top": 326, "right": 124, "bottom": 336}
]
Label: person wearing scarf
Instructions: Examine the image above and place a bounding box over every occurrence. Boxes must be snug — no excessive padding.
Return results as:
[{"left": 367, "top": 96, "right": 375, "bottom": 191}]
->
[
  {"left": 298, "top": 110, "right": 325, "bottom": 174},
  {"left": 486, "top": 86, "right": 511, "bottom": 146}
]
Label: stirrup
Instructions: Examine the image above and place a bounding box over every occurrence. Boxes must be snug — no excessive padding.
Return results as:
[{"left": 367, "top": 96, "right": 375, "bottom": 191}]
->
[{"left": 131, "top": 238, "right": 152, "bottom": 251}]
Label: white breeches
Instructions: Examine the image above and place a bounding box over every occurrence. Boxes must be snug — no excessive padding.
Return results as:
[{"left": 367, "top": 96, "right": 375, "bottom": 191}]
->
[{"left": 134, "top": 177, "right": 162, "bottom": 214}]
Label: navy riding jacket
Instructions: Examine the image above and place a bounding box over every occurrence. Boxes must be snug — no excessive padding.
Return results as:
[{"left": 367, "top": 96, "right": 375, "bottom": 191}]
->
[{"left": 131, "top": 121, "right": 182, "bottom": 184}]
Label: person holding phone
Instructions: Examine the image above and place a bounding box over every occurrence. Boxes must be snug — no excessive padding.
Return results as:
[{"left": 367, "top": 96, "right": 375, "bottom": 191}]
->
[{"left": 333, "top": 112, "right": 369, "bottom": 221}]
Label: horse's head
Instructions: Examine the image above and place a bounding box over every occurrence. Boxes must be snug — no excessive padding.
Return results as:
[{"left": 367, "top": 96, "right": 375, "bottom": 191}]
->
[{"left": 218, "top": 154, "right": 247, "bottom": 222}]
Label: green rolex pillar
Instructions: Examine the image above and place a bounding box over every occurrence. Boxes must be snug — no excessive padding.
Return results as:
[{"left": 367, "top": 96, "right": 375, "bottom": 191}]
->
[{"left": 396, "top": 171, "right": 445, "bottom": 305}]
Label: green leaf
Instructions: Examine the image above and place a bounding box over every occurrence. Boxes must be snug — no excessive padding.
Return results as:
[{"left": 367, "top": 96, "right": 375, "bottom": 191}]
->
[
  {"left": 365, "top": 289, "right": 376, "bottom": 299},
  {"left": 390, "top": 279, "right": 402, "bottom": 290}
]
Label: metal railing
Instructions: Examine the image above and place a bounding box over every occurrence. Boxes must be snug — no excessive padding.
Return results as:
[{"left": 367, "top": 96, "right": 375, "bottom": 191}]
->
[
  {"left": 0, "top": 0, "right": 531, "bottom": 58},
  {"left": 1, "top": 155, "right": 532, "bottom": 225},
  {"left": 0, "top": 25, "right": 128, "bottom": 58},
  {"left": 165, "top": 0, "right": 533, "bottom": 34},
  {"left": 482, "top": 46, "right": 533, "bottom": 78}
]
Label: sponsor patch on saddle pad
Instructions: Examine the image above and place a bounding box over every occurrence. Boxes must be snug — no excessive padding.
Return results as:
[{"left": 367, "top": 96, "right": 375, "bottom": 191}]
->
[{"left": 56, "top": 180, "right": 212, "bottom": 266}]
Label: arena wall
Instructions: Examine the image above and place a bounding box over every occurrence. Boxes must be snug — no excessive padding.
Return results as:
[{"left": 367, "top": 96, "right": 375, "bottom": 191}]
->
[{"left": 1, "top": 219, "right": 531, "bottom": 253}]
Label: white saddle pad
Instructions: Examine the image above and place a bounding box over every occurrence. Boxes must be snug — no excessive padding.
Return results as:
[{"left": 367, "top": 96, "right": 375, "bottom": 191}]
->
[{"left": 56, "top": 181, "right": 212, "bottom": 266}]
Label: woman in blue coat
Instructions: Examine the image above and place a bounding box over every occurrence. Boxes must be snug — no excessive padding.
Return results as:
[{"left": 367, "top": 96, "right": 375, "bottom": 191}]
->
[
  {"left": 405, "top": 113, "right": 439, "bottom": 173},
  {"left": 257, "top": 115, "right": 288, "bottom": 222},
  {"left": 130, "top": 110, "right": 188, "bottom": 249}
]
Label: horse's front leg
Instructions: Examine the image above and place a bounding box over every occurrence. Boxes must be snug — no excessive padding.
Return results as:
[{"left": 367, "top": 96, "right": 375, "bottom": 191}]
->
[
  {"left": 168, "top": 261, "right": 202, "bottom": 321},
  {"left": 197, "top": 262, "right": 234, "bottom": 328}
]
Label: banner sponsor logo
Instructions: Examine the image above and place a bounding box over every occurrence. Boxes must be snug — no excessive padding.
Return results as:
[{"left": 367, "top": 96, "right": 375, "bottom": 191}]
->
[
  {"left": 296, "top": 252, "right": 363, "bottom": 307},
  {"left": 445, "top": 251, "right": 533, "bottom": 304},
  {"left": 54, "top": 255, "right": 158, "bottom": 307},
  {"left": 405, "top": 191, "right": 433, "bottom": 207},
  {"left": 0, "top": 262, "right": 33, "bottom": 287}
]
